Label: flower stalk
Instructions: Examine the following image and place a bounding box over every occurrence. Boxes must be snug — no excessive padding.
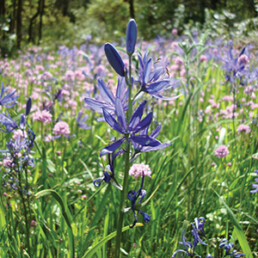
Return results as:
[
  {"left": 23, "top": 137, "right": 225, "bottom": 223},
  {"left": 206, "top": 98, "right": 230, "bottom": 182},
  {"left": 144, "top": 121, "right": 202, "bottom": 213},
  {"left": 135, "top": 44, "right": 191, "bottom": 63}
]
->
[{"left": 115, "top": 54, "right": 133, "bottom": 258}]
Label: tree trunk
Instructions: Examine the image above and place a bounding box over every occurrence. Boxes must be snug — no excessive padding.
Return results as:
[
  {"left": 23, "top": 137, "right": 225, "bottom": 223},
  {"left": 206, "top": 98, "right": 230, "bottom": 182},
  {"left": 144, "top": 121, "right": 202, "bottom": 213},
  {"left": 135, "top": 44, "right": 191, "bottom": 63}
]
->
[
  {"left": 38, "top": 0, "right": 45, "bottom": 44},
  {"left": 9, "top": 0, "right": 16, "bottom": 34},
  {"left": 0, "top": 0, "right": 6, "bottom": 40},
  {"left": 16, "top": 0, "right": 23, "bottom": 49},
  {"left": 0, "top": 0, "right": 5, "bottom": 16},
  {"left": 28, "top": 0, "right": 41, "bottom": 43},
  {"left": 129, "top": 0, "right": 135, "bottom": 18}
]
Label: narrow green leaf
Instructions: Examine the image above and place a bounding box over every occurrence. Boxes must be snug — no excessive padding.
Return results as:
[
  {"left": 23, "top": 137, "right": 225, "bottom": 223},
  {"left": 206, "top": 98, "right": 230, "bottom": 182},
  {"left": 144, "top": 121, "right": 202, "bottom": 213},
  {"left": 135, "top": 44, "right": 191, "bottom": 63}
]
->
[
  {"left": 35, "top": 189, "right": 75, "bottom": 258},
  {"left": 82, "top": 223, "right": 143, "bottom": 258},
  {"left": 214, "top": 190, "right": 253, "bottom": 258}
]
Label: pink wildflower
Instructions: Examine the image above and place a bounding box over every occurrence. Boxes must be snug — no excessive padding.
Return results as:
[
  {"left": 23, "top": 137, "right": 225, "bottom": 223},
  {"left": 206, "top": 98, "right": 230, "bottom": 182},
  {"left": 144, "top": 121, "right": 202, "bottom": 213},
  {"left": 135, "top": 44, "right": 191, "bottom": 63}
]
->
[
  {"left": 200, "top": 55, "right": 207, "bottom": 62},
  {"left": 53, "top": 121, "right": 70, "bottom": 136},
  {"left": 13, "top": 129, "right": 27, "bottom": 140},
  {"left": 237, "top": 54, "right": 249, "bottom": 66},
  {"left": 3, "top": 158, "right": 13, "bottom": 168},
  {"left": 33, "top": 110, "right": 52, "bottom": 124},
  {"left": 172, "top": 28, "right": 178, "bottom": 35},
  {"left": 237, "top": 124, "right": 251, "bottom": 134},
  {"left": 30, "top": 220, "right": 37, "bottom": 227},
  {"left": 214, "top": 145, "right": 229, "bottom": 158},
  {"left": 129, "top": 163, "right": 152, "bottom": 178}
]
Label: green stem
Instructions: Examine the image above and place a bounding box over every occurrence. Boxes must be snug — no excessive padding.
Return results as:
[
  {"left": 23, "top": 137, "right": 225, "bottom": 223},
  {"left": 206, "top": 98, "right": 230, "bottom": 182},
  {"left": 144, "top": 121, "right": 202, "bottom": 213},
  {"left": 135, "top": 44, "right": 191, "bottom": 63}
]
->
[
  {"left": 18, "top": 168, "right": 31, "bottom": 256},
  {"left": 114, "top": 54, "right": 133, "bottom": 257},
  {"left": 114, "top": 138, "right": 130, "bottom": 257},
  {"left": 232, "top": 86, "right": 236, "bottom": 139}
]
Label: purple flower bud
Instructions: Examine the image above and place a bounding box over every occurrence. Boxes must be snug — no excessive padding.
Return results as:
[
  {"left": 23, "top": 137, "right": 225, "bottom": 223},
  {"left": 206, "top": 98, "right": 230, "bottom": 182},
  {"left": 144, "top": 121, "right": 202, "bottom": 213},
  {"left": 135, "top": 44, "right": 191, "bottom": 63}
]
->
[
  {"left": 26, "top": 97, "right": 32, "bottom": 116},
  {"left": 104, "top": 43, "right": 125, "bottom": 77},
  {"left": 126, "top": 19, "right": 137, "bottom": 55}
]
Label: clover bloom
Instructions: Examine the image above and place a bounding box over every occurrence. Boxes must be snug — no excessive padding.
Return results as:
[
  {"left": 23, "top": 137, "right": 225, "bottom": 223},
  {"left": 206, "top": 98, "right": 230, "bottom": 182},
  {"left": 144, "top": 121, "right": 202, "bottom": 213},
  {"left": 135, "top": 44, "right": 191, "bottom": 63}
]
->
[
  {"left": 53, "top": 121, "right": 70, "bottom": 136},
  {"left": 237, "top": 124, "right": 251, "bottom": 134},
  {"left": 214, "top": 145, "right": 229, "bottom": 158},
  {"left": 33, "top": 110, "right": 52, "bottom": 124},
  {"left": 129, "top": 163, "right": 151, "bottom": 178}
]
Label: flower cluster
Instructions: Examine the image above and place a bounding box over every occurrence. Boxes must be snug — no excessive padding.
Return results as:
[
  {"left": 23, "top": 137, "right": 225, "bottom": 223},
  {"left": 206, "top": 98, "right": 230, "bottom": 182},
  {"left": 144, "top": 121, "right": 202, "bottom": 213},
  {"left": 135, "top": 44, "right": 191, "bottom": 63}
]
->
[
  {"left": 1, "top": 97, "right": 35, "bottom": 193},
  {"left": 219, "top": 238, "right": 245, "bottom": 257},
  {"left": 85, "top": 19, "right": 178, "bottom": 231},
  {"left": 172, "top": 217, "right": 207, "bottom": 257},
  {"left": 214, "top": 145, "right": 229, "bottom": 158},
  {"left": 172, "top": 218, "right": 246, "bottom": 257},
  {"left": 129, "top": 163, "right": 152, "bottom": 178}
]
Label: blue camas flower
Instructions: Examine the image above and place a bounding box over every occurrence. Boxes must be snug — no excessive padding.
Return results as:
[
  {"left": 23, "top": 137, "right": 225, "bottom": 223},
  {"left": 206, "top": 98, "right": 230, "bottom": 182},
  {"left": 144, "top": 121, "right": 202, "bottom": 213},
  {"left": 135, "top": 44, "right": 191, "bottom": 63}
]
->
[
  {"left": 0, "top": 98, "right": 32, "bottom": 133},
  {"left": 0, "top": 82, "right": 19, "bottom": 108},
  {"left": 219, "top": 239, "right": 245, "bottom": 257},
  {"left": 126, "top": 19, "right": 137, "bottom": 55},
  {"left": 100, "top": 100, "right": 163, "bottom": 156},
  {"left": 93, "top": 152, "right": 123, "bottom": 189},
  {"left": 0, "top": 111, "right": 18, "bottom": 133},
  {"left": 172, "top": 229, "right": 199, "bottom": 257},
  {"left": 104, "top": 43, "right": 125, "bottom": 77},
  {"left": 76, "top": 111, "right": 91, "bottom": 130},
  {"left": 137, "top": 51, "right": 180, "bottom": 100},
  {"left": 1, "top": 128, "right": 36, "bottom": 192},
  {"left": 222, "top": 46, "right": 249, "bottom": 85},
  {"left": 250, "top": 170, "right": 258, "bottom": 193},
  {"left": 126, "top": 173, "right": 150, "bottom": 228},
  {"left": 84, "top": 77, "right": 128, "bottom": 114},
  {"left": 191, "top": 217, "right": 207, "bottom": 245},
  {"left": 172, "top": 217, "right": 207, "bottom": 257}
]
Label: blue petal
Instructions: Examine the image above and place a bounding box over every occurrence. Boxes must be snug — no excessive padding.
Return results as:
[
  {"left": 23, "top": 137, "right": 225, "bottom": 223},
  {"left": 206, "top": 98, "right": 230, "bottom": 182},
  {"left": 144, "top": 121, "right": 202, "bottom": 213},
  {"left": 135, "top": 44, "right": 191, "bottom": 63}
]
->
[
  {"left": 100, "top": 137, "right": 126, "bottom": 156},
  {"left": 139, "top": 210, "right": 150, "bottom": 223},
  {"left": 131, "top": 135, "right": 160, "bottom": 147},
  {"left": 150, "top": 124, "right": 161, "bottom": 138},
  {"left": 20, "top": 114, "right": 26, "bottom": 129},
  {"left": 116, "top": 77, "right": 127, "bottom": 100},
  {"left": 103, "top": 109, "right": 124, "bottom": 134},
  {"left": 172, "top": 249, "right": 188, "bottom": 258},
  {"left": 84, "top": 98, "right": 114, "bottom": 113},
  {"left": 103, "top": 171, "right": 112, "bottom": 183},
  {"left": 93, "top": 178, "right": 103, "bottom": 187},
  {"left": 143, "top": 58, "right": 152, "bottom": 85},
  {"left": 133, "top": 112, "right": 153, "bottom": 134},
  {"left": 128, "top": 190, "right": 136, "bottom": 201},
  {"left": 128, "top": 101, "right": 147, "bottom": 130},
  {"left": 98, "top": 78, "right": 115, "bottom": 105},
  {"left": 145, "top": 80, "right": 171, "bottom": 94},
  {"left": 115, "top": 98, "right": 127, "bottom": 130}
]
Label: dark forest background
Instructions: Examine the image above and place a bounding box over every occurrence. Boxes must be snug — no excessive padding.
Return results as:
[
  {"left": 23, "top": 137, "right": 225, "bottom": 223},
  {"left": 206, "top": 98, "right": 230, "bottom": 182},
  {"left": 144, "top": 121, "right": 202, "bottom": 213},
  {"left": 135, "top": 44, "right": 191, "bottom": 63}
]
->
[{"left": 0, "top": 0, "right": 257, "bottom": 56}]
